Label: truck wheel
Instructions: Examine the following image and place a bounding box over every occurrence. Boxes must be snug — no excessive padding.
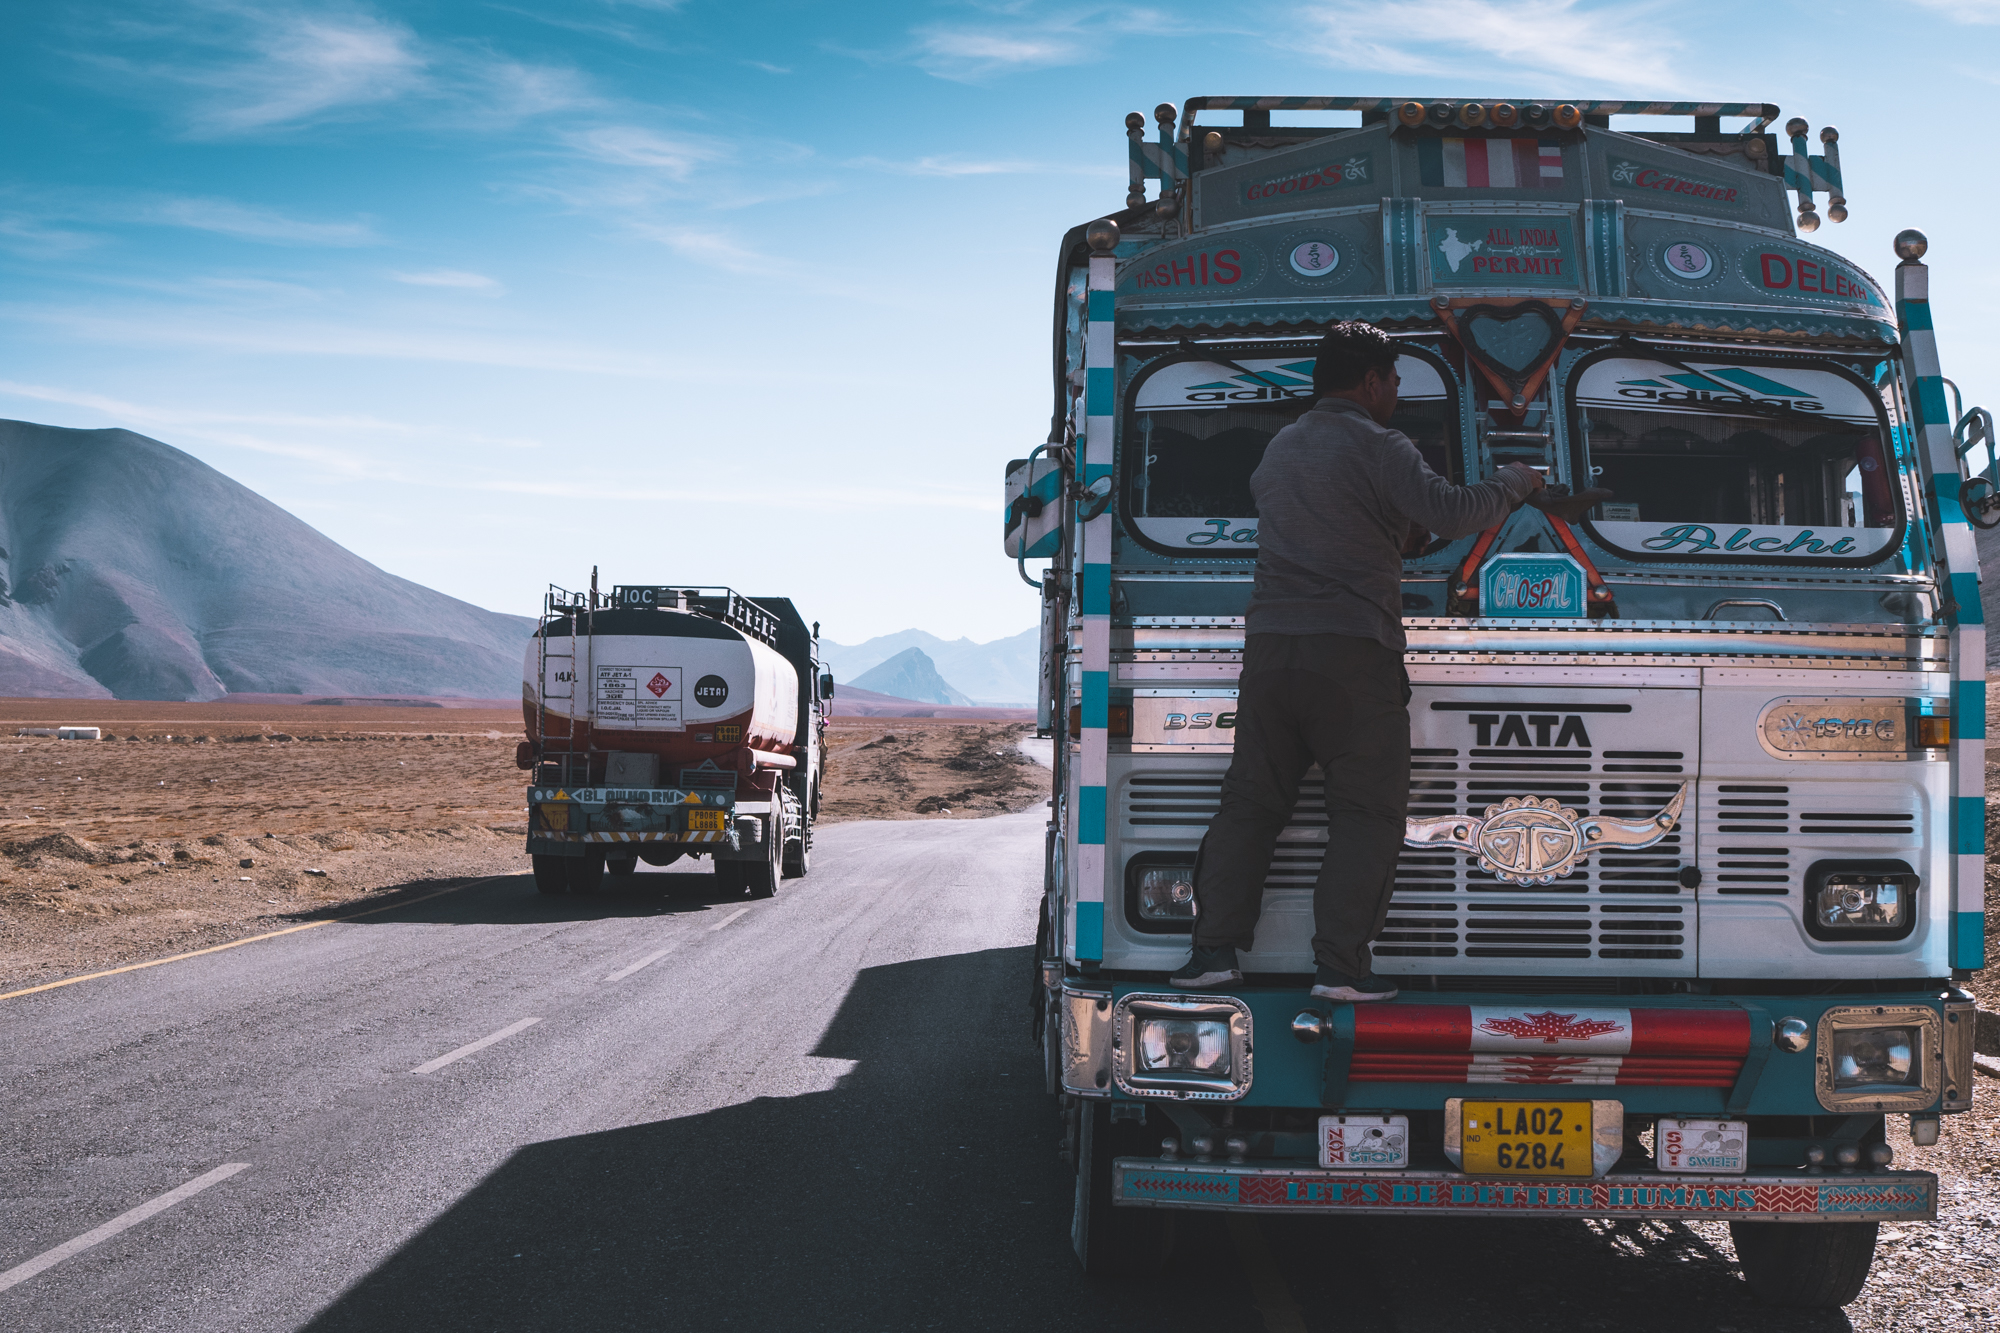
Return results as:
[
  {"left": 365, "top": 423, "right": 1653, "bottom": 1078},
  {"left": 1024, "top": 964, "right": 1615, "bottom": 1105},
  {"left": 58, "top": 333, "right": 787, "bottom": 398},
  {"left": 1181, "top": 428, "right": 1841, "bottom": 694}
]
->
[
  {"left": 1072, "top": 1102, "right": 1172, "bottom": 1278},
  {"left": 606, "top": 855, "right": 638, "bottom": 878},
  {"left": 531, "top": 855, "right": 568, "bottom": 897},
  {"left": 782, "top": 822, "right": 811, "bottom": 879},
  {"left": 565, "top": 851, "right": 605, "bottom": 896},
  {"left": 743, "top": 819, "right": 781, "bottom": 899},
  {"left": 1730, "top": 1220, "right": 1878, "bottom": 1308}
]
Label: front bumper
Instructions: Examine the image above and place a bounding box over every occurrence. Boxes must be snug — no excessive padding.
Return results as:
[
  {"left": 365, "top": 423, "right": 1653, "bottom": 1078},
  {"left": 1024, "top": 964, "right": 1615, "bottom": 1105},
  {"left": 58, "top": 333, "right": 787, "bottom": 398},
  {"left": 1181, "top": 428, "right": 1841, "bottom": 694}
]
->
[{"left": 1114, "top": 1158, "right": 1937, "bottom": 1222}]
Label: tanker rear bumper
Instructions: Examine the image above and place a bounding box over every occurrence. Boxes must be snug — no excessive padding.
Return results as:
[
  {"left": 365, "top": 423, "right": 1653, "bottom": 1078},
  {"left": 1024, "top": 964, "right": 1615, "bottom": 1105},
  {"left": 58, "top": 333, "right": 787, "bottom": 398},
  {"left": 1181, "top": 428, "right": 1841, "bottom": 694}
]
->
[{"left": 1112, "top": 1158, "right": 1936, "bottom": 1222}]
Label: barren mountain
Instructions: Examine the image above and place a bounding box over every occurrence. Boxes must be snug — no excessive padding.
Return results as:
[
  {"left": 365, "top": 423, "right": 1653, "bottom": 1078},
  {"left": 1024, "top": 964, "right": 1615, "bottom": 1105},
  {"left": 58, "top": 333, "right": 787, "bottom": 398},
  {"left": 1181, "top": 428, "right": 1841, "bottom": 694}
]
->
[{"left": 0, "top": 419, "right": 534, "bottom": 700}]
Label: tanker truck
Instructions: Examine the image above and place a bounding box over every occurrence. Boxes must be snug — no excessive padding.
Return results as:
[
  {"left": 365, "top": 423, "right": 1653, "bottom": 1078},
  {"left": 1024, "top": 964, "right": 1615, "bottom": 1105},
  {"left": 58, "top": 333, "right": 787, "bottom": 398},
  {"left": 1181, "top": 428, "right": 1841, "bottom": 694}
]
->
[{"left": 518, "top": 580, "right": 830, "bottom": 897}]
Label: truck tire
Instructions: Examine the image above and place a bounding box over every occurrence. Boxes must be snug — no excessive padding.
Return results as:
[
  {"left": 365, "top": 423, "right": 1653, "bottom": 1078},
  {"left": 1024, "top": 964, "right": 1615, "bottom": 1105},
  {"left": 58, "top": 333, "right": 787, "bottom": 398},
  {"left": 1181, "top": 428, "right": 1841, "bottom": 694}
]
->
[
  {"left": 1730, "top": 1220, "right": 1878, "bottom": 1308},
  {"left": 743, "top": 817, "right": 781, "bottom": 899},
  {"left": 606, "top": 855, "right": 638, "bottom": 878},
  {"left": 1072, "top": 1102, "right": 1172, "bottom": 1278},
  {"left": 531, "top": 855, "right": 568, "bottom": 897},
  {"left": 782, "top": 821, "right": 811, "bottom": 879},
  {"left": 565, "top": 851, "right": 605, "bottom": 896}
]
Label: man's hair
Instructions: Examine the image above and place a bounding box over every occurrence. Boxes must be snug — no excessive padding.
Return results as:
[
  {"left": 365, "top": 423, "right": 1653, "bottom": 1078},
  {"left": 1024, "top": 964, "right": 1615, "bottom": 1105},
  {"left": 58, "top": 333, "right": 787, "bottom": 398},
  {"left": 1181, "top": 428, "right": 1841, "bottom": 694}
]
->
[{"left": 1311, "top": 321, "right": 1399, "bottom": 396}]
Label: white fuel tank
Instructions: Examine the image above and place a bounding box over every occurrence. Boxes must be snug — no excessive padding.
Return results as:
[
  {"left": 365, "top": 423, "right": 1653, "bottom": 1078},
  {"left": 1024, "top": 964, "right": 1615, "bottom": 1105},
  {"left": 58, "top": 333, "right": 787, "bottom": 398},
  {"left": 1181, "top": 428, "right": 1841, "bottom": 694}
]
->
[{"left": 522, "top": 608, "right": 797, "bottom": 767}]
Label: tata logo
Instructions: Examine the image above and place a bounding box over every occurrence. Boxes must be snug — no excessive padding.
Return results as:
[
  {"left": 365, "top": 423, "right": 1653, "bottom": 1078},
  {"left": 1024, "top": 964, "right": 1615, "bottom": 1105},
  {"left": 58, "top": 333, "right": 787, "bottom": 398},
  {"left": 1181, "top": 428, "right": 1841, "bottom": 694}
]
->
[{"left": 1467, "top": 713, "right": 1591, "bottom": 748}]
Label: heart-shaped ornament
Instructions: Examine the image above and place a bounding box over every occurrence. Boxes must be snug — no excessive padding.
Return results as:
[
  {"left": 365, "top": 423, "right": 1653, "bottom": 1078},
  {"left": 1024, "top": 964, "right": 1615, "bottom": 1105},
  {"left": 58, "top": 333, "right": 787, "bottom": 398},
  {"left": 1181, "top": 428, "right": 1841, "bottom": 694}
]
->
[{"left": 1464, "top": 305, "right": 1560, "bottom": 373}]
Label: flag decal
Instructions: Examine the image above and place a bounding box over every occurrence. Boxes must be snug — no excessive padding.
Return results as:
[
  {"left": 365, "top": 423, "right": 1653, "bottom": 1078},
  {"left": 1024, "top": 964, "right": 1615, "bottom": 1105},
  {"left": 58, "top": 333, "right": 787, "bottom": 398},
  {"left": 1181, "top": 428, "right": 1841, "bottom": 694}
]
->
[{"left": 1418, "top": 138, "right": 1565, "bottom": 190}]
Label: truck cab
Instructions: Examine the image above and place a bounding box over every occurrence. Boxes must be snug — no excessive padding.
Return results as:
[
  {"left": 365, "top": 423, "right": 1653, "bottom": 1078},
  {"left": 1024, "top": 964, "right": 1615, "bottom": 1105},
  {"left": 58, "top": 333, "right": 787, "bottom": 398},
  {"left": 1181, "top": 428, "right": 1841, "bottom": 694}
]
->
[{"left": 1006, "top": 96, "right": 1991, "bottom": 1307}]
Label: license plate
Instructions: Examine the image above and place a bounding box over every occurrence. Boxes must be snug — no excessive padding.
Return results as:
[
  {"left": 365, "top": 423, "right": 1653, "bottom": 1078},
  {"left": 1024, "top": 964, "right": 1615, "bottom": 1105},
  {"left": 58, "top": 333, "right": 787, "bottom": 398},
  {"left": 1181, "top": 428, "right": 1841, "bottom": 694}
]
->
[
  {"left": 1656, "top": 1118, "right": 1748, "bottom": 1174},
  {"left": 687, "top": 810, "right": 726, "bottom": 831},
  {"left": 1460, "top": 1100, "right": 1593, "bottom": 1177},
  {"left": 1319, "top": 1114, "right": 1408, "bottom": 1169},
  {"left": 538, "top": 802, "right": 569, "bottom": 831}
]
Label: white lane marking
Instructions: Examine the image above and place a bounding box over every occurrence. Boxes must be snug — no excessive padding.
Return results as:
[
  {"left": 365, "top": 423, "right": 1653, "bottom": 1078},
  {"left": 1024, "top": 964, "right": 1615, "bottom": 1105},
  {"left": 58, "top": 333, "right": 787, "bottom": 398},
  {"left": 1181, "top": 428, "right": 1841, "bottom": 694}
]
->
[
  {"left": 603, "top": 944, "right": 680, "bottom": 983},
  {"left": 410, "top": 1018, "right": 541, "bottom": 1075},
  {"left": 0, "top": 1162, "right": 251, "bottom": 1294},
  {"left": 709, "top": 906, "right": 751, "bottom": 932}
]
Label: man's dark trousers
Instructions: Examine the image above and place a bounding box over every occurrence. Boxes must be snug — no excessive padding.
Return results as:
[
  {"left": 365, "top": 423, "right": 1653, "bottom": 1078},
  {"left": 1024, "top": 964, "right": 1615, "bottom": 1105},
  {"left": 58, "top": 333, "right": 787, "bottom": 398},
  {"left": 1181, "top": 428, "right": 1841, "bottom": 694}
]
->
[{"left": 1193, "top": 632, "right": 1410, "bottom": 976}]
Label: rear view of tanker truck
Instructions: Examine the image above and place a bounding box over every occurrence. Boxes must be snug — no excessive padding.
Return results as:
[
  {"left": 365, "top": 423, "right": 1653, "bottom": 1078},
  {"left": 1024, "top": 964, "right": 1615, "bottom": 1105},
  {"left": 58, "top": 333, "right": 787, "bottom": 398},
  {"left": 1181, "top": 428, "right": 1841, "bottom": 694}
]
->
[
  {"left": 519, "top": 581, "right": 831, "bottom": 897},
  {"left": 1008, "top": 96, "right": 1994, "bottom": 1307}
]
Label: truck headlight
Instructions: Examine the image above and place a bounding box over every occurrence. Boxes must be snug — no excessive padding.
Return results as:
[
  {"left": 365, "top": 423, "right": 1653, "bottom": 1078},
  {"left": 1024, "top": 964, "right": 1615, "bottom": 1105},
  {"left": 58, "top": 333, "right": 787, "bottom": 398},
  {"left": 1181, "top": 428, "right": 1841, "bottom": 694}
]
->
[
  {"left": 1136, "top": 1018, "right": 1231, "bottom": 1077},
  {"left": 1831, "top": 1027, "right": 1916, "bottom": 1090},
  {"left": 1815, "top": 1005, "right": 1941, "bottom": 1112},
  {"left": 1125, "top": 855, "right": 1197, "bottom": 933},
  {"left": 1805, "top": 861, "right": 1917, "bottom": 941},
  {"left": 1114, "top": 993, "right": 1252, "bottom": 1101}
]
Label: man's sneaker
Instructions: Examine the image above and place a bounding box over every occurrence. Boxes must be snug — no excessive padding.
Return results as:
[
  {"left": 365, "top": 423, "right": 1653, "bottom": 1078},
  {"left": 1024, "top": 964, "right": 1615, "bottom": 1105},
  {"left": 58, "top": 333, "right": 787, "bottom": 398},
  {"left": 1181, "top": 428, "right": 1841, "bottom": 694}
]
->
[
  {"left": 1310, "top": 966, "right": 1399, "bottom": 1003},
  {"left": 1169, "top": 945, "right": 1242, "bottom": 989}
]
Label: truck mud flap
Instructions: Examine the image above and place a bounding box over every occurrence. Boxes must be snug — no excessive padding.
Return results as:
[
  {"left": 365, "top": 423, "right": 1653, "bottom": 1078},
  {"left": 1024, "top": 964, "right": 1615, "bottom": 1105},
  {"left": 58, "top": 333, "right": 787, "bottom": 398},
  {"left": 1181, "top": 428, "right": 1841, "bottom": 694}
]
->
[{"left": 1112, "top": 1159, "right": 1936, "bottom": 1222}]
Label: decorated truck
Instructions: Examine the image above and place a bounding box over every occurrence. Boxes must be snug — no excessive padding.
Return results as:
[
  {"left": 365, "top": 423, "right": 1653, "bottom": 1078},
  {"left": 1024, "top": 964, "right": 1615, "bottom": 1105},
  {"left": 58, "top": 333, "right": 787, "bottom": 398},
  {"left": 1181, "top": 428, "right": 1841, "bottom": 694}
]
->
[
  {"left": 1006, "top": 97, "right": 1993, "bottom": 1307},
  {"left": 518, "top": 578, "right": 830, "bottom": 897}
]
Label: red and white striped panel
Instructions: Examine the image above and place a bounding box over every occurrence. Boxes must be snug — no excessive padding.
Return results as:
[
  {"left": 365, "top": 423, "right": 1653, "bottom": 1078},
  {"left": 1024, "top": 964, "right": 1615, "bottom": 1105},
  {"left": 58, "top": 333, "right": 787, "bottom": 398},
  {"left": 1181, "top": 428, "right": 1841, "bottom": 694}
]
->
[{"left": 1350, "top": 1005, "right": 1749, "bottom": 1087}]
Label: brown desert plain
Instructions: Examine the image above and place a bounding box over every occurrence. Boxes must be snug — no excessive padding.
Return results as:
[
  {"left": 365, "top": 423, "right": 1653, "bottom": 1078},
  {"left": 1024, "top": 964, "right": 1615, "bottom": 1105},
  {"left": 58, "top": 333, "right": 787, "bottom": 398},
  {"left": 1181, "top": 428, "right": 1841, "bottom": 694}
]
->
[{"left": 0, "top": 700, "right": 1047, "bottom": 992}]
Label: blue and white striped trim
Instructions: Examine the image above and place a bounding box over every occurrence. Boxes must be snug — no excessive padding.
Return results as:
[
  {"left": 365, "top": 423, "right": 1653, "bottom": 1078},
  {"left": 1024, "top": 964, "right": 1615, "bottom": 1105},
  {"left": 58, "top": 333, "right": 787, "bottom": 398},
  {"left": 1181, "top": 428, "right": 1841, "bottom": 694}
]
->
[
  {"left": 1896, "top": 259, "right": 1986, "bottom": 971},
  {"left": 1073, "top": 249, "right": 1117, "bottom": 962}
]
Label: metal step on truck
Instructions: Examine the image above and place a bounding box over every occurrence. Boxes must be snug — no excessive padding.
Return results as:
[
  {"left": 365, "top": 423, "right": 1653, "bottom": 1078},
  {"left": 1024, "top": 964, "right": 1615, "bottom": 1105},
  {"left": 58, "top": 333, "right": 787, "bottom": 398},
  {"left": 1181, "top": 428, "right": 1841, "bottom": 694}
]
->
[
  {"left": 1006, "top": 95, "right": 1994, "bottom": 1308},
  {"left": 518, "top": 576, "right": 832, "bottom": 898}
]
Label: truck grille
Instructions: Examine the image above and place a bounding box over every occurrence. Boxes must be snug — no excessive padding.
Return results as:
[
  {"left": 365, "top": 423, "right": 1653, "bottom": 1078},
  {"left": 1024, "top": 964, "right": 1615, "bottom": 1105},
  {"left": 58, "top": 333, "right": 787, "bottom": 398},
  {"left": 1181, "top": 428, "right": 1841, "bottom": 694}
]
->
[{"left": 1123, "top": 768, "right": 1691, "bottom": 967}]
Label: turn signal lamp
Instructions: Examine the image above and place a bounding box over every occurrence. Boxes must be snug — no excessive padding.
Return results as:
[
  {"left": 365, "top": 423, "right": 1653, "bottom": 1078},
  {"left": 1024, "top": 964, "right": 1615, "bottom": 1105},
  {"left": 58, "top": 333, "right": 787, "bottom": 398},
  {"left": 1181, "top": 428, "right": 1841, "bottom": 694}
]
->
[
  {"left": 1553, "top": 103, "right": 1583, "bottom": 129},
  {"left": 1068, "top": 704, "right": 1133, "bottom": 738},
  {"left": 1917, "top": 715, "right": 1952, "bottom": 747},
  {"left": 1397, "top": 101, "right": 1426, "bottom": 127},
  {"left": 1491, "top": 103, "right": 1519, "bottom": 128}
]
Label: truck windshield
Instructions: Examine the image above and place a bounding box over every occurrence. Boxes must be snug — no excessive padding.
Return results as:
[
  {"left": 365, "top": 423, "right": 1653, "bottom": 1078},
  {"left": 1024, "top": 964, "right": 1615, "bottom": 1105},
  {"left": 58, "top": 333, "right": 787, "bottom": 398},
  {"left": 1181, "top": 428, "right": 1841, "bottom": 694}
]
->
[
  {"left": 1124, "top": 352, "right": 1458, "bottom": 554},
  {"left": 1568, "top": 353, "right": 1901, "bottom": 561}
]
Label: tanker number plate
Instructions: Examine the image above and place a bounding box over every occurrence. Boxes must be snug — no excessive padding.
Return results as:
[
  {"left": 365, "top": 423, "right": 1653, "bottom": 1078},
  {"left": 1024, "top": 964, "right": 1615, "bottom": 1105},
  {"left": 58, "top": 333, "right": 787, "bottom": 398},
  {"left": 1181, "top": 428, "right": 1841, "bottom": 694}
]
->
[
  {"left": 1461, "top": 1101, "right": 1592, "bottom": 1177},
  {"left": 687, "top": 810, "right": 726, "bottom": 832}
]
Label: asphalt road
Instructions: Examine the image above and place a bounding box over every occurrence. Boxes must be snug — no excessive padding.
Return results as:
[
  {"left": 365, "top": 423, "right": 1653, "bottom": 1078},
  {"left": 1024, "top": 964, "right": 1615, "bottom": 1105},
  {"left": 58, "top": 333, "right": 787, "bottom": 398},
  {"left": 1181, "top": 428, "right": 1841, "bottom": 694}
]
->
[{"left": 0, "top": 804, "right": 1904, "bottom": 1332}]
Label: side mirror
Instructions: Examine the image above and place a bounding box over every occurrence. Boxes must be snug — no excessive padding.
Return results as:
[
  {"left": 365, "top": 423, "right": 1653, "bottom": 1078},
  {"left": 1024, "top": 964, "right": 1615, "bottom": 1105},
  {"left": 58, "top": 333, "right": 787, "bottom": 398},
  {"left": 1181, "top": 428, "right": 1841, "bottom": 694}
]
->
[{"left": 819, "top": 672, "right": 835, "bottom": 698}]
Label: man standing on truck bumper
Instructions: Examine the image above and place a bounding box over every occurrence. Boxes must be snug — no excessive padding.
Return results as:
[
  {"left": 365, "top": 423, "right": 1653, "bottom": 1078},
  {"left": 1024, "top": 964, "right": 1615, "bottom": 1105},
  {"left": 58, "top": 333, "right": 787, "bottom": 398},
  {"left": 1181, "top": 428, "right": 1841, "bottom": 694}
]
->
[{"left": 1172, "top": 321, "right": 1546, "bottom": 1001}]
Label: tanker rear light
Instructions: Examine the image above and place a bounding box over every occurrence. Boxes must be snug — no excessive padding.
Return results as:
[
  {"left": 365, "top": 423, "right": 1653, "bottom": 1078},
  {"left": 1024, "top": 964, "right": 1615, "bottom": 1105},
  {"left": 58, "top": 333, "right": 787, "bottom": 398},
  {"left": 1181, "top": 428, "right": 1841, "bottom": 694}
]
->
[{"left": 1067, "top": 704, "right": 1133, "bottom": 739}]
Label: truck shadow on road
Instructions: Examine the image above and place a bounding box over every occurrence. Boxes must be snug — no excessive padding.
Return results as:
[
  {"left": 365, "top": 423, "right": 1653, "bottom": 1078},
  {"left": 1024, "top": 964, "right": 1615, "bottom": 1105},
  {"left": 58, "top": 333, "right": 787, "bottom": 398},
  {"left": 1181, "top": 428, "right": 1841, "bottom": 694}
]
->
[
  {"left": 329, "top": 870, "right": 758, "bottom": 926},
  {"left": 296, "top": 945, "right": 1856, "bottom": 1333}
]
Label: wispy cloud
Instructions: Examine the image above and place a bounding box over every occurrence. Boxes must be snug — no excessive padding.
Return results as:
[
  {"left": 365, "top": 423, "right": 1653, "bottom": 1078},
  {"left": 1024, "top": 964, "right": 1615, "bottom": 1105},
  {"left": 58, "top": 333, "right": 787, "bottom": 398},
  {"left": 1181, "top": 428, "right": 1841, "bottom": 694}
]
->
[
  {"left": 889, "top": 6, "right": 1207, "bottom": 81},
  {"left": 744, "top": 60, "right": 791, "bottom": 74},
  {"left": 1290, "top": 0, "right": 1677, "bottom": 85},
  {"left": 391, "top": 268, "right": 502, "bottom": 291},
  {"left": 178, "top": 10, "right": 427, "bottom": 134},
  {"left": 911, "top": 27, "right": 1085, "bottom": 78},
  {"left": 146, "top": 196, "right": 379, "bottom": 245},
  {"left": 632, "top": 226, "right": 775, "bottom": 275},
  {"left": 79, "top": 3, "right": 594, "bottom": 137},
  {"left": 561, "top": 125, "right": 731, "bottom": 178},
  {"left": 846, "top": 154, "right": 1117, "bottom": 179},
  {"left": 1909, "top": 0, "right": 2000, "bottom": 21}
]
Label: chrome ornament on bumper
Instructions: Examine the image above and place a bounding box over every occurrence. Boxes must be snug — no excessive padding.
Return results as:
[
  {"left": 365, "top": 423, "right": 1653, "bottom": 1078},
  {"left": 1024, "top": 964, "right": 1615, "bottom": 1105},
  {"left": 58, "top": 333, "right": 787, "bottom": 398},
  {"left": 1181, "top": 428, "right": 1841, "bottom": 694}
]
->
[{"left": 1403, "top": 781, "right": 1690, "bottom": 886}]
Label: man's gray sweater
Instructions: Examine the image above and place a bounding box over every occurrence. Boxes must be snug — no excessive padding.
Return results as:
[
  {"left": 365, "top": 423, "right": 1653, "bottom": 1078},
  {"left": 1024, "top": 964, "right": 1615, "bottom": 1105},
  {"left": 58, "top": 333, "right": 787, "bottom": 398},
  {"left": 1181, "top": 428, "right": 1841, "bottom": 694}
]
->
[{"left": 1246, "top": 397, "right": 1537, "bottom": 651}]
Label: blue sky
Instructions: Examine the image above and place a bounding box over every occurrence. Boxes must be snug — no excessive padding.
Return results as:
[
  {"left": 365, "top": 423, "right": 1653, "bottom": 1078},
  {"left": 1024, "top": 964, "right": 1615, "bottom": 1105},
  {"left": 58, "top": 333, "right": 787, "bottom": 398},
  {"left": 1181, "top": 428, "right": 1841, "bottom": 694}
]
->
[{"left": 3, "top": 1, "right": 1996, "bottom": 644}]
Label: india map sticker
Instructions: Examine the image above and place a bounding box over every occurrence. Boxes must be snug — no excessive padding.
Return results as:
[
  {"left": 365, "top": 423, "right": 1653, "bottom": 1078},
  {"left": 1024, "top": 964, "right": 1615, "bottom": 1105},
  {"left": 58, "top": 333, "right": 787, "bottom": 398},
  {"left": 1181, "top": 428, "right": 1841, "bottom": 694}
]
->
[
  {"left": 1289, "top": 241, "right": 1340, "bottom": 277},
  {"left": 1662, "top": 241, "right": 1714, "bottom": 280}
]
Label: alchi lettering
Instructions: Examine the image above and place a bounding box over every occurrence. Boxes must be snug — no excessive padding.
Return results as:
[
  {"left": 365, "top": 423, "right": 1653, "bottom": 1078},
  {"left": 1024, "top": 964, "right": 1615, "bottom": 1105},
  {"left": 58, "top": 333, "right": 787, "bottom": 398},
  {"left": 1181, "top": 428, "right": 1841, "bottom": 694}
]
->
[{"left": 1641, "top": 524, "right": 1859, "bottom": 555}]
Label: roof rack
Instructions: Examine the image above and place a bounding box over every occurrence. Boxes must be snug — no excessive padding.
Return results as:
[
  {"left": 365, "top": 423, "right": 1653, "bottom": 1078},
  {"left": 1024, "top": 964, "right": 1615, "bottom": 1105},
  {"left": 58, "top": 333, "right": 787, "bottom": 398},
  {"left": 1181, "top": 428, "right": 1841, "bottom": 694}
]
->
[
  {"left": 1176, "top": 97, "right": 1778, "bottom": 133},
  {"left": 607, "top": 585, "right": 779, "bottom": 646}
]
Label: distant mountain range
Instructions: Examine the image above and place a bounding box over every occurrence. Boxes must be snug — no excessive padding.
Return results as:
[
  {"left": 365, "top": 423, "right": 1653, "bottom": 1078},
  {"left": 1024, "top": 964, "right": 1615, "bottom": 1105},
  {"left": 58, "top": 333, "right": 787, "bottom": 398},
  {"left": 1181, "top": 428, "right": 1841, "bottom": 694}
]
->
[
  {"left": 821, "top": 627, "right": 1037, "bottom": 707},
  {"left": 849, "top": 647, "right": 973, "bottom": 706},
  {"left": 0, "top": 419, "right": 536, "bottom": 700}
]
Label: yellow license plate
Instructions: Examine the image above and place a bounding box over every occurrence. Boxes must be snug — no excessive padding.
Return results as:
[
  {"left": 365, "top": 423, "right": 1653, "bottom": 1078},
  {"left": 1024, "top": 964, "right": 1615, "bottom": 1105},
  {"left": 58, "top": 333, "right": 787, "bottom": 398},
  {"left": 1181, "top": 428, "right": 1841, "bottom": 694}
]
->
[
  {"left": 1461, "top": 1101, "right": 1593, "bottom": 1177},
  {"left": 537, "top": 802, "right": 569, "bottom": 831},
  {"left": 687, "top": 810, "right": 726, "bottom": 831}
]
